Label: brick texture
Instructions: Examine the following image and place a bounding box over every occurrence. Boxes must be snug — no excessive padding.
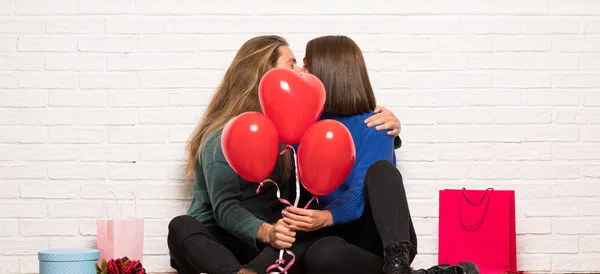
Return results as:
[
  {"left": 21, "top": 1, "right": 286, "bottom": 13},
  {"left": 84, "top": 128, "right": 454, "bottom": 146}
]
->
[{"left": 0, "top": 0, "right": 599, "bottom": 273}]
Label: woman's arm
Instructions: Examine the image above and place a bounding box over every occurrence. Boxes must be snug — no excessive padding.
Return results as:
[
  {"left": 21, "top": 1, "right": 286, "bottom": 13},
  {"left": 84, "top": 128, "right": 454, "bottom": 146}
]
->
[
  {"left": 365, "top": 106, "right": 402, "bottom": 149},
  {"left": 283, "top": 128, "right": 394, "bottom": 230},
  {"left": 202, "top": 136, "right": 295, "bottom": 249},
  {"left": 364, "top": 106, "right": 401, "bottom": 138},
  {"left": 204, "top": 160, "right": 265, "bottom": 248}
]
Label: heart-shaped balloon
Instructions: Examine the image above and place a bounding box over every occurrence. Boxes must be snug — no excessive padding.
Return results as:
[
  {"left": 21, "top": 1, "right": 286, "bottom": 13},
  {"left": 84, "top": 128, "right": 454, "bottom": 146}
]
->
[
  {"left": 297, "top": 119, "right": 356, "bottom": 196},
  {"left": 221, "top": 111, "right": 280, "bottom": 183},
  {"left": 259, "top": 68, "right": 326, "bottom": 145}
]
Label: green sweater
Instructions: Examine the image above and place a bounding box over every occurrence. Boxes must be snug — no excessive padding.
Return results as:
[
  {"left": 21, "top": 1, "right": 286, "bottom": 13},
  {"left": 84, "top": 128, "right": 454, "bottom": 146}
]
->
[{"left": 187, "top": 132, "right": 294, "bottom": 249}]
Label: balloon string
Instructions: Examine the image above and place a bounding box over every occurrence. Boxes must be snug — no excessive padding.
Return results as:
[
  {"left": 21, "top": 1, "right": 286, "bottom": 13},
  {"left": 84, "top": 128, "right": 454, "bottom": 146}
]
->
[
  {"left": 256, "top": 179, "right": 292, "bottom": 206},
  {"left": 282, "top": 145, "right": 301, "bottom": 208},
  {"left": 259, "top": 146, "right": 319, "bottom": 273},
  {"left": 274, "top": 145, "right": 301, "bottom": 274},
  {"left": 256, "top": 178, "right": 293, "bottom": 273},
  {"left": 256, "top": 182, "right": 317, "bottom": 210},
  {"left": 266, "top": 249, "right": 295, "bottom": 273},
  {"left": 304, "top": 195, "right": 318, "bottom": 209}
]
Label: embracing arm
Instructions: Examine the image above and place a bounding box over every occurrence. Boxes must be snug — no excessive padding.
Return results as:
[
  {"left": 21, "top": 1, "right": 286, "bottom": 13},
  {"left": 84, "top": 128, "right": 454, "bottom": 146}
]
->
[
  {"left": 394, "top": 136, "right": 402, "bottom": 149},
  {"left": 365, "top": 106, "right": 402, "bottom": 149}
]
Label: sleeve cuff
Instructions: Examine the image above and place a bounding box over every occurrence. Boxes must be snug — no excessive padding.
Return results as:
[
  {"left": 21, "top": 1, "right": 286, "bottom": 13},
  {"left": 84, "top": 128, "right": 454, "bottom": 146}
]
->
[
  {"left": 394, "top": 136, "right": 402, "bottom": 149},
  {"left": 325, "top": 204, "right": 340, "bottom": 225},
  {"left": 242, "top": 218, "right": 264, "bottom": 250}
]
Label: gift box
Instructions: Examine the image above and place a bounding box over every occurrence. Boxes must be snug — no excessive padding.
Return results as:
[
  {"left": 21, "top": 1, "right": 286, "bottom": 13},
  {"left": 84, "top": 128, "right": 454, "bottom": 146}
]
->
[{"left": 38, "top": 248, "right": 100, "bottom": 274}]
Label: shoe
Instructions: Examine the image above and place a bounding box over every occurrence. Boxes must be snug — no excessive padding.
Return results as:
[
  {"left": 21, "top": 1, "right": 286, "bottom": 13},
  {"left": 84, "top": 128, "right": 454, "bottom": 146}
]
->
[
  {"left": 455, "top": 262, "right": 479, "bottom": 274},
  {"left": 411, "top": 262, "right": 479, "bottom": 274},
  {"left": 411, "top": 264, "right": 452, "bottom": 274},
  {"left": 383, "top": 242, "right": 415, "bottom": 274}
]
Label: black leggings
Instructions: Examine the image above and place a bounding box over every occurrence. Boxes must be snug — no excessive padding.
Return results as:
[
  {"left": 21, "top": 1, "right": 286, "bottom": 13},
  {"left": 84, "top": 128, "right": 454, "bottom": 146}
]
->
[
  {"left": 168, "top": 160, "right": 415, "bottom": 274},
  {"left": 167, "top": 215, "right": 317, "bottom": 274},
  {"left": 304, "top": 160, "right": 417, "bottom": 274}
]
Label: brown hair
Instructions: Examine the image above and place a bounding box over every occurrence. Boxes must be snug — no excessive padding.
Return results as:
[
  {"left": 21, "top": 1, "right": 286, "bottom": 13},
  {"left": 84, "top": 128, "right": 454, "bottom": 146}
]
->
[
  {"left": 304, "top": 35, "right": 376, "bottom": 115},
  {"left": 186, "top": 35, "right": 292, "bottom": 180}
]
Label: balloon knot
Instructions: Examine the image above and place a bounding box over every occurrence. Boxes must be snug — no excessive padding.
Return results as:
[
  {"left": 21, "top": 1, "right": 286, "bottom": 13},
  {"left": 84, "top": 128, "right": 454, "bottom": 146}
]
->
[{"left": 256, "top": 182, "right": 264, "bottom": 194}]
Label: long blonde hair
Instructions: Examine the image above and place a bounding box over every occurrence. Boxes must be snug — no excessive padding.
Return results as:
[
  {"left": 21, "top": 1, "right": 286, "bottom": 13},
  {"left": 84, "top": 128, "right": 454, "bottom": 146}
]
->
[{"left": 186, "top": 35, "right": 292, "bottom": 180}]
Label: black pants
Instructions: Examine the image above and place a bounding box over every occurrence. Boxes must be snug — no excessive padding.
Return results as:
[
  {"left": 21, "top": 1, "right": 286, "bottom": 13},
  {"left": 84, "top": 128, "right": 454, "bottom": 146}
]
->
[
  {"left": 304, "top": 160, "right": 417, "bottom": 274},
  {"left": 167, "top": 215, "right": 317, "bottom": 274},
  {"left": 168, "top": 160, "right": 415, "bottom": 274}
]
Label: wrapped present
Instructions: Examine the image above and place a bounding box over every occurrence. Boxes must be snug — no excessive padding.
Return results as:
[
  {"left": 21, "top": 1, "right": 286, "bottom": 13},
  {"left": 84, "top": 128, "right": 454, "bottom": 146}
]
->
[{"left": 39, "top": 248, "right": 100, "bottom": 274}]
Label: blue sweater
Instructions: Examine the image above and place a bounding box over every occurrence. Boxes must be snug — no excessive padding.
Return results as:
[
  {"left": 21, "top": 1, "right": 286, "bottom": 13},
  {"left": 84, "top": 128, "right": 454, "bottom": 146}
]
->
[{"left": 318, "top": 112, "right": 397, "bottom": 225}]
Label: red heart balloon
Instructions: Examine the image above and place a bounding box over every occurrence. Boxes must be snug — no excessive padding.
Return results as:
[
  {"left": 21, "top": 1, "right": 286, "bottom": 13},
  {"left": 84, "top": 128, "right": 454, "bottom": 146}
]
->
[
  {"left": 259, "top": 68, "right": 326, "bottom": 145},
  {"left": 297, "top": 119, "right": 356, "bottom": 196},
  {"left": 221, "top": 111, "right": 279, "bottom": 182}
]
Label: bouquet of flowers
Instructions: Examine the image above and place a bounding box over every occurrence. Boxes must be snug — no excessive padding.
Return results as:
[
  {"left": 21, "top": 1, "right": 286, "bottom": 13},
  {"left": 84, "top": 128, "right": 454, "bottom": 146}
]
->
[{"left": 95, "top": 257, "right": 146, "bottom": 274}]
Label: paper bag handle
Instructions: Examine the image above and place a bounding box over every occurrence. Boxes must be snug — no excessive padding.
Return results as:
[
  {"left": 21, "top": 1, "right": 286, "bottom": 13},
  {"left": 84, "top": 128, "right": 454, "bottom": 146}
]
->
[
  {"left": 128, "top": 192, "right": 138, "bottom": 218},
  {"left": 104, "top": 191, "right": 118, "bottom": 219},
  {"left": 458, "top": 188, "right": 493, "bottom": 230},
  {"left": 104, "top": 191, "right": 138, "bottom": 219}
]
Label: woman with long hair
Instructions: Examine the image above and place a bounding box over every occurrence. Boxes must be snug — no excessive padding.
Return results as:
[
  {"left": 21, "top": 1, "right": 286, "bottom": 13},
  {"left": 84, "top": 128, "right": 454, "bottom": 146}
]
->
[
  {"left": 167, "top": 35, "right": 402, "bottom": 274},
  {"left": 280, "top": 35, "right": 479, "bottom": 274}
]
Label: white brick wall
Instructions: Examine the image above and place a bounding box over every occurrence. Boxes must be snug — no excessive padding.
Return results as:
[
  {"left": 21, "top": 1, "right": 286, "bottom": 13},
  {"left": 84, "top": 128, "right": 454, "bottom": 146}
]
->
[{"left": 0, "top": 0, "right": 599, "bottom": 273}]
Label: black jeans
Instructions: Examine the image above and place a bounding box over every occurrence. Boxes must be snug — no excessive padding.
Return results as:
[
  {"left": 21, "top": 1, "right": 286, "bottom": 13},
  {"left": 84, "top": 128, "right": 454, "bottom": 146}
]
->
[
  {"left": 304, "top": 160, "right": 418, "bottom": 274},
  {"left": 167, "top": 215, "right": 316, "bottom": 274}
]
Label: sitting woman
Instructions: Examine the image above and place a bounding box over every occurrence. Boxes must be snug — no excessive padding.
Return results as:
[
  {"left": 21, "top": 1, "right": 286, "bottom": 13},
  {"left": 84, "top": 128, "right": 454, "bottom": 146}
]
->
[
  {"left": 280, "top": 35, "right": 479, "bottom": 274},
  {"left": 167, "top": 35, "right": 402, "bottom": 274}
]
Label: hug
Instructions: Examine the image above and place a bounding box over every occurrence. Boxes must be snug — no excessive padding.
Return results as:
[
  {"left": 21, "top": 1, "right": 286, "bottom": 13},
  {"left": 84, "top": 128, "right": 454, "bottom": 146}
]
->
[{"left": 166, "top": 35, "right": 479, "bottom": 274}]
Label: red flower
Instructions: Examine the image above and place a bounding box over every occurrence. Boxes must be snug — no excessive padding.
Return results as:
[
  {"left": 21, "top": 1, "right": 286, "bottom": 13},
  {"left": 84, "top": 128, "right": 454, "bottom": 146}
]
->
[
  {"left": 96, "top": 257, "right": 146, "bottom": 274},
  {"left": 124, "top": 260, "right": 138, "bottom": 272},
  {"left": 131, "top": 260, "right": 146, "bottom": 274},
  {"left": 106, "top": 259, "right": 118, "bottom": 273},
  {"left": 115, "top": 258, "right": 125, "bottom": 271}
]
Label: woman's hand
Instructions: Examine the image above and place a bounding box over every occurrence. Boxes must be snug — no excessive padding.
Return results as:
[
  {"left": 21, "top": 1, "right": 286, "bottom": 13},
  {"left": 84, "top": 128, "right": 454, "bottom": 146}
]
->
[
  {"left": 269, "top": 219, "right": 296, "bottom": 249},
  {"left": 258, "top": 220, "right": 296, "bottom": 249},
  {"left": 365, "top": 106, "right": 401, "bottom": 136},
  {"left": 270, "top": 219, "right": 297, "bottom": 249},
  {"left": 282, "top": 207, "right": 333, "bottom": 232}
]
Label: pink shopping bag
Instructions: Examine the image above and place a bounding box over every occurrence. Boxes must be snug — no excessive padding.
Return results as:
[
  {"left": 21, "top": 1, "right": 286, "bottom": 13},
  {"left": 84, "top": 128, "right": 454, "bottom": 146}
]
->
[
  {"left": 438, "top": 188, "right": 516, "bottom": 274},
  {"left": 97, "top": 192, "right": 144, "bottom": 263}
]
